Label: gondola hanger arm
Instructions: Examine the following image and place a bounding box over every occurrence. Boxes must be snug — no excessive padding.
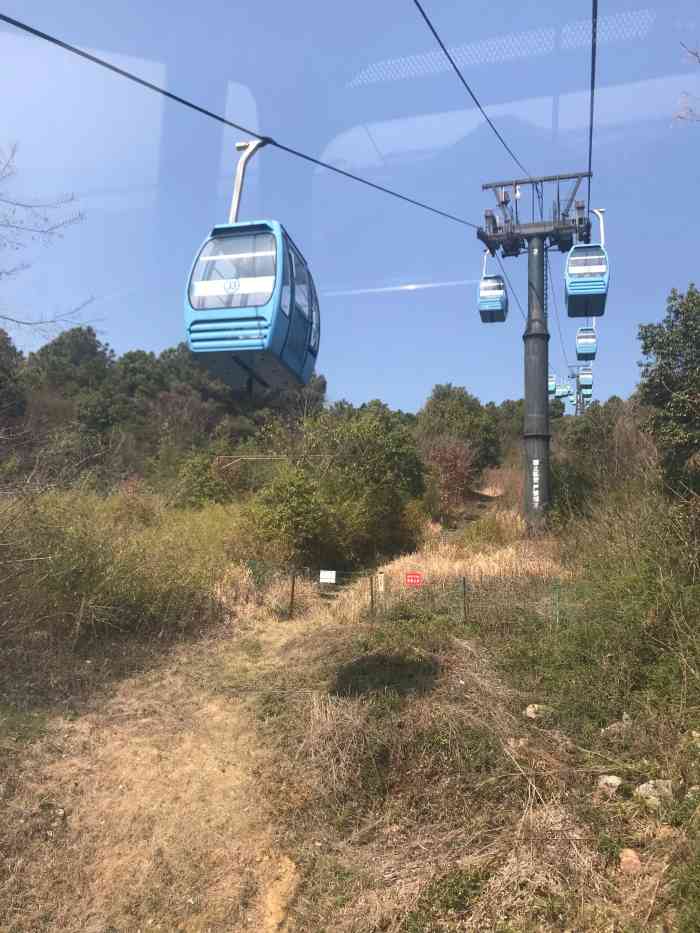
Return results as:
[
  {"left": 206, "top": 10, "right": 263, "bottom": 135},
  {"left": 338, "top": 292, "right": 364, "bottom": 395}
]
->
[
  {"left": 229, "top": 139, "right": 270, "bottom": 224},
  {"left": 591, "top": 208, "right": 606, "bottom": 248}
]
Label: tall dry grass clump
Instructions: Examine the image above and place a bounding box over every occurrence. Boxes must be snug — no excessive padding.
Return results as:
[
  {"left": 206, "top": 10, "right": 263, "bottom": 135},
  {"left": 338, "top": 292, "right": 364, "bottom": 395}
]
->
[
  {"left": 1, "top": 487, "right": 236, "bottom": 641},
  {"left": 479, "top": 462, "right": 523, "bottom": 508},
  {"left": 330, "top": 508, "right": 559, "bottom": 625}
]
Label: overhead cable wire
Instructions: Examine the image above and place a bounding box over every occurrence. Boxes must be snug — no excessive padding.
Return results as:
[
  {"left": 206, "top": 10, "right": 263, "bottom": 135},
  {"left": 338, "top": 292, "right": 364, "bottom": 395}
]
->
[
  {"left": 495, "top": 254, "right": 526, "bottom": 322},
  {"left": 411, "top": 0, "right": 532, "bottom": 180},
  {"left": 0, "top": 12, "right": 479, "bottom": 230},
  {"left": 586, "top": 0, "right": 599, "bottom": 215}
]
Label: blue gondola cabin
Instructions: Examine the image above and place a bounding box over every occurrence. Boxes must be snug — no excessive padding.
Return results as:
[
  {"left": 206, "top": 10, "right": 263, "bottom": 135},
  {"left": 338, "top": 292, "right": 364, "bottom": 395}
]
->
[
  {"left": 576, "top": 326, "right": 597, "bottom": 361},
  {"left": 185, "top": 220, "right": 319, "bottom": 390},
  {"left": 565, "top": 244, "right": 609, "bottom": 318}
]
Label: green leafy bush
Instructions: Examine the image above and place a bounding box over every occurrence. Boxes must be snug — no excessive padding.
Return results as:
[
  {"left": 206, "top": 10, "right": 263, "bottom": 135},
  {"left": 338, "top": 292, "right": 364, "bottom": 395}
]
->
[
  {"left": 639, "top": 284, "right": 700, "bottom": 492},
  {"left": 173, "top": 450, "right": 236, "bottom": 508},
  {"left": 499, "top": 485, "right": 700, "bottom": 737}
]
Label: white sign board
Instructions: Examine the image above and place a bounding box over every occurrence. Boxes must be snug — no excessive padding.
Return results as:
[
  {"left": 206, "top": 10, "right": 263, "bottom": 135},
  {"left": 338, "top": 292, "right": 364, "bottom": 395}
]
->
[
  {"left": 319, "top": 570, "right": 337, "bottom": 584},
  {"left": 532, "top": 458, "right": 540, "bottom": 509}
]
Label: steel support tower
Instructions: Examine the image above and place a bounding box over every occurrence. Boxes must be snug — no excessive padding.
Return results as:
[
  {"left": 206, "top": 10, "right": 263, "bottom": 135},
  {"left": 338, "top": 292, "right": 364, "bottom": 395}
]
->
[{"left": 477, "top": 171, "right": 591, "bottom": 529}]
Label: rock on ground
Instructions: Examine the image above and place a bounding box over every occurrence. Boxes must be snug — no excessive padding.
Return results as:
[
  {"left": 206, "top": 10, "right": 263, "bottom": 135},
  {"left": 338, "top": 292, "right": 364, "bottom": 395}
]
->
[
  {"left": 619, "top": 848, "right": 642, "bottom": 875},
  {"left": 597, "top": 774, "right": 623, "bottom": 795},
  {"left": 634, "top": 780, "right": 673, "bottom": 810}
]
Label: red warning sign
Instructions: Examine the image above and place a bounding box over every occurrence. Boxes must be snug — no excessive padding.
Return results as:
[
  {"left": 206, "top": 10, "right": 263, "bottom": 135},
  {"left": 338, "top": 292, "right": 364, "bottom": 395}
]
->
[{"left": 405, "top": 571, "right": 424, "bottom": 587}]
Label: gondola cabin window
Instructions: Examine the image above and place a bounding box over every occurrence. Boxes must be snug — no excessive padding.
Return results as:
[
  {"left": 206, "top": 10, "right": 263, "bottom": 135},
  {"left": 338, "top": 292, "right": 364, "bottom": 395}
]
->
[
  {"left": 189, "top": 232, "right": 277, "bottom": 310},
  {"left": 291, "top": 248, "right": 311, "bottom": 318},
  {"left": 280, "top": 243, "right": 292, "bottom": 316}
]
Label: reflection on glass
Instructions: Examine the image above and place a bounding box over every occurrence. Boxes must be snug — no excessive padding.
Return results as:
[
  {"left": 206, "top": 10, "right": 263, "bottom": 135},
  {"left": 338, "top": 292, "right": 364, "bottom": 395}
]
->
[
  {"left": 189, "top": 233, "right": 276, "bottom": 309},
  {"left": 348, "top": 9, "right": 657, "bottom": 88}
]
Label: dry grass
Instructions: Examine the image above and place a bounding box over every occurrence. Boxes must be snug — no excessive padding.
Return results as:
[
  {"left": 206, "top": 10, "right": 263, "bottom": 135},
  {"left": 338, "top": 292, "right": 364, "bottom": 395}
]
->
[
  {"left": 216, "top": 563, "right": 326, "bottom": 627},
  {"left": 0, "top": 643, "right": 306, "bottom": 933},
  {"left": 322, "top": 515, "right": 561, "bottom": 629},
  {"left": 0, "top": 493, "right": 686, "bottom": 932},
  {"left": 480, "top": 463, "right": 523, "bottom": 509},
  {"left": 331, "top": 531, "right": 562, "bottom": 626}
]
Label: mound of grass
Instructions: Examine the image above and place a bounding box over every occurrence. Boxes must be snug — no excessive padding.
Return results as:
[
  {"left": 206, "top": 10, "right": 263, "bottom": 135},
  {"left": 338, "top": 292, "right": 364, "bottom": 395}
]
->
[
  {"left": 252, "top": 588, "right": 518, "bottom": 854},
  {"left": 331, "top": 653, "right": 441, "bottom": 698},
  {"left": 3, "top": 489, "right": 235, "bottom": 640},
  {"left": 460, "top": 510, "right": 524, "bottom": 550},
  {"left": 0, "top": 704, "right": 48, "bottom": 746},
  {"left": 361, "top": 590, "right": 471, "bottom": 655}
]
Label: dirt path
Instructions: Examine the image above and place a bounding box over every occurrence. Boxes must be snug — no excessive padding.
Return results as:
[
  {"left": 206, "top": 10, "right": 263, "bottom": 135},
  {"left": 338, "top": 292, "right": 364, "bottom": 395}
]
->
[
  {"left": 2, "top": 532, "right": 681, "bottom": 932},
  {"left": 1, "top": 614, "right": 321, "bottom": 933},
  {"left": 1, "top": 537, "right": 561, "bottom": 933}
]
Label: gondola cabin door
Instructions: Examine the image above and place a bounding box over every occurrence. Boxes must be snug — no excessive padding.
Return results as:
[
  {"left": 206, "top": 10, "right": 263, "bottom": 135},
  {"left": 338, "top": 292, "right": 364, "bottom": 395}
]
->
[{"left": 282, "top": 243, "right": 312, "bottom": 373}]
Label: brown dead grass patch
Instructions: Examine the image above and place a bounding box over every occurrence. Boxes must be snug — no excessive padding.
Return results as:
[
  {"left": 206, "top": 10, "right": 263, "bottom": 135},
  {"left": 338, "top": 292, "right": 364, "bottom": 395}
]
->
[
  {"left": 0, "top": 530, "right": 682, "bottom": 932},
  {"left": 330, "top": 534, "right": 562, "bottom": 625},
  {"left": 0, "top": 646, "right": 291, "bottom": 933}
]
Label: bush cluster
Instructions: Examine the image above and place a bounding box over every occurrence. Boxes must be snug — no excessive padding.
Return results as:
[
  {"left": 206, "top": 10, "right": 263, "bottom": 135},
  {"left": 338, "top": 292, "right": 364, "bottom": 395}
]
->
[{"left": 2, "top": 489, "right": 234, "bottom": 639}]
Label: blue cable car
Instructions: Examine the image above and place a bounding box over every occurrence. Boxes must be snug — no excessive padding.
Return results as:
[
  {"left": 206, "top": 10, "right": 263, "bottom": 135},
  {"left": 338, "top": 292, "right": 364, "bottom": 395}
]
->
[
  {"left": 185, "top": 221, "right": 319, "bottom": 390},
  {"left": 548, "top": 373, "right": 557, "bottom": 397},
  {"left": 184, "top": 139, "right": 319, "bottom": 391},
  {"left": 565, "top": 209, "right": 609, "bottom": 318},
  {"left": 576, "top": 326, "right": 597, "bottom": 361},
  {"left": 555, "top": 382, "right": 572, "bottom": 399},
  {"left": 478, "top": 252, "right": 508, "bottom": 323},
  {"left": 581, "top": 387, "right": 593, "bottom": 399},
  {"left": 578, "top": 367, "right": 593, "bottom": 390}
]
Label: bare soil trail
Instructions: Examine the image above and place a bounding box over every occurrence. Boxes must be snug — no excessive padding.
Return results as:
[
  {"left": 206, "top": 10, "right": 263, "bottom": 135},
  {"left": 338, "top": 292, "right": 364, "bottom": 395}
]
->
[
  {"left": 1, "top": 527, "right": 683, "bottom": 932},
  {"left": 1, "top": 609, "right": 329, "bottom": 933}
]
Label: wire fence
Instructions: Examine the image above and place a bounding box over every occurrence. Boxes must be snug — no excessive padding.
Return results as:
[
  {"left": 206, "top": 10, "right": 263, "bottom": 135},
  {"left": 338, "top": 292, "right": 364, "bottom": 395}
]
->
[{"left": 253, "top": 560, "right": 563, "bottom": 626}]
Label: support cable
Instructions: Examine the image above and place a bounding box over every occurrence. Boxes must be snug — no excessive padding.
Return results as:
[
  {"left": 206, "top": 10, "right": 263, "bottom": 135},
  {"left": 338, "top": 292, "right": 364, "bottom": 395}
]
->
[
  {"left": 495, "top": 254, "right": 526, "bottom": 322},
  {"left": 0, "top": 12, "right": 479, "bottom": 230},
  {"left": 411, "top": 0, "right": 534, "bottom": 182},
  {"left": 586, "top": 0, "right": 599, "bottom": 215}
]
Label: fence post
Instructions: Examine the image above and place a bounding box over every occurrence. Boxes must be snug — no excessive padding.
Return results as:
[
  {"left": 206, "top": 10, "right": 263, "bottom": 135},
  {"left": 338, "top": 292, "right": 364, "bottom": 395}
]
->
[
  {"left": 289, "top": 572, "right": 296, "bottom": 619},
  {"left": 369, "top": 574, "right": 375, "bottom": 618},
  {"left": 462, "top": 576, "right": 468, "bottom": 625}
]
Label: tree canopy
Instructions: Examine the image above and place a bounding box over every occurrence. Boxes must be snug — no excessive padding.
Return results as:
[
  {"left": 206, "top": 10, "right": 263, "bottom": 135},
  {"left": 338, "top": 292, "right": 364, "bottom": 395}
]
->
[
  {"left": 416, "top": 383, "right": 500, "bottom": 472},
  {"left": 0, "top": 328, "right": 26, "bottom": 420},
  {"left": 639, "top": 284, "right": 700, "bottom": 490}
]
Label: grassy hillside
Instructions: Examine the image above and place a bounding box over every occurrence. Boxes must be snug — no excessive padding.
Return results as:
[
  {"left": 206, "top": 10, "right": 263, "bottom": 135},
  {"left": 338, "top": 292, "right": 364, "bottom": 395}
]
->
[
  {"left": 1, "top": 486, "right": 699, "bottom": 931},
  {"left": 1, "top": 285, "right": 698, "bottom": 929}
]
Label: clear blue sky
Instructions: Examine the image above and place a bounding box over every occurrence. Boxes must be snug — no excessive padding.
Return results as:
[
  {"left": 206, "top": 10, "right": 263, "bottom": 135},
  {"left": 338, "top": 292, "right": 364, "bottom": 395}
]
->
[{"left": 1, "top": 0, "right": 698, "bottom": 411}]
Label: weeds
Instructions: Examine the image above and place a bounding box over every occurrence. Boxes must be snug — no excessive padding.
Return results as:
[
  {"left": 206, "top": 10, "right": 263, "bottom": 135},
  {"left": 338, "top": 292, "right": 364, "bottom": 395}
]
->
[
  {"left": 460, "top": 509, "right": 525, "bottom": 549},
  {"left": 491, "top": 487, "right": 700, "bottom": 741},
  {"left": 402, "top": 869, "right": 487, "bottom": 932},
  {"left": 2, "top": 471, "right": 698, "bottom": 931},
  {"left": 675, "top": 837, "right": 700, "bottom": 932},
  {"left": 2, "top": 489, "right": 233, "bottom": 640}
]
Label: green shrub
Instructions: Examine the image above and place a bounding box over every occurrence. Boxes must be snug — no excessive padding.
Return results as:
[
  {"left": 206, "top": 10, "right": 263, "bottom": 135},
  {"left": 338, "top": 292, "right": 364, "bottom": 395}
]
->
[
  {"left": 229, "top": 463, "right": 427, "bottom": 571},
  {"left": 173, "top": 451, "right": 236, "bottom": 508},
  {"left": 550, "top": 458, "right": 595, "bottom": 518},
  {"left": 498, "top": 484, "right": 700, "bottom": 738}
]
